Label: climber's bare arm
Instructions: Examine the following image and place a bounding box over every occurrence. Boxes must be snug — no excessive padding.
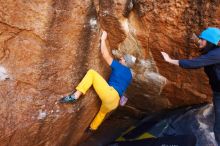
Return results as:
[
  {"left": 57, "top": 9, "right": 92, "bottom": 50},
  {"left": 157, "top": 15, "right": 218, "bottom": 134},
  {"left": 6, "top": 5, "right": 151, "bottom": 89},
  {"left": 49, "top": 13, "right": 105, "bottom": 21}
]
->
[{"left": 101, "top": 31, "right": 113, "bottom": 66}]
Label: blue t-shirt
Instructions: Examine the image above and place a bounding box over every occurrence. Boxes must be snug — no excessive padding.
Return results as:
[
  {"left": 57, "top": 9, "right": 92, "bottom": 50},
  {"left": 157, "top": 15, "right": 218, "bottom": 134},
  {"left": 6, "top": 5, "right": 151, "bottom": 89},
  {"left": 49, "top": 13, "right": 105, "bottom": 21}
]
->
[{"left": 108, "top": 60, "right": 132, "bottom": 96}]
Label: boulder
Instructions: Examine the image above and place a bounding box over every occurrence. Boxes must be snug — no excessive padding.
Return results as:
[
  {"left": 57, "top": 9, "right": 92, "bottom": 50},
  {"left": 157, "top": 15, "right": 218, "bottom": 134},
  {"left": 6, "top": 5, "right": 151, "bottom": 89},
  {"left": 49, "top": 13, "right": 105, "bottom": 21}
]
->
[{"left": 0, "top": 0, "right": 219, "bottom": 145}]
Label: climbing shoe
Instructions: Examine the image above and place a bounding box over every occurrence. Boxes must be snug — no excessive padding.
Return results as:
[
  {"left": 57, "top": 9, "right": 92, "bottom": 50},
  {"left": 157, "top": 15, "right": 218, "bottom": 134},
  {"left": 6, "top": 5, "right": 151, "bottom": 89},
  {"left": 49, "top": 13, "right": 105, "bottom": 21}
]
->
[{"left": 59, "top": 94, "right": 77, "bottom": 103}]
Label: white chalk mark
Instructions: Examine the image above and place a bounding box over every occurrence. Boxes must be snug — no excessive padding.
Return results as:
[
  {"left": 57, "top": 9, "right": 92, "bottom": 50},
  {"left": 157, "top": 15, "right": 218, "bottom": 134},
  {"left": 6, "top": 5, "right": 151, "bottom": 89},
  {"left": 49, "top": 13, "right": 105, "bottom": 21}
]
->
[
  {"left": 0, "top": 66, "right": 9, "bottom": 80},
  {"left": 38, "top": 109, "right": 47, "bottom": 120},
  {"left": 89, "top": 18, "right": 97, "bottom": 30}
]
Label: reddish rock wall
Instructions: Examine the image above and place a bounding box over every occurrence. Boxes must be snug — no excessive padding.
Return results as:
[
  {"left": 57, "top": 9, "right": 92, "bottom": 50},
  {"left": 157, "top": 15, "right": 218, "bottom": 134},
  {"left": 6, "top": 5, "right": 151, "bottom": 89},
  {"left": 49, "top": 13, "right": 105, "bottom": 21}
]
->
[{"left": 0, "top": 0, "right": 219, "bottom": 146}]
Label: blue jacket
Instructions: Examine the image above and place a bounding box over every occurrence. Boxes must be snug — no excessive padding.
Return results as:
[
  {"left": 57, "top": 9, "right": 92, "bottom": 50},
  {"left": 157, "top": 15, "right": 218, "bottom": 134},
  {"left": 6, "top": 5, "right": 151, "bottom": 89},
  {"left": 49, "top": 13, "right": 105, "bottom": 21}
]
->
[{"left": 179, "top": 47, "right": 220, "bottom": 92}]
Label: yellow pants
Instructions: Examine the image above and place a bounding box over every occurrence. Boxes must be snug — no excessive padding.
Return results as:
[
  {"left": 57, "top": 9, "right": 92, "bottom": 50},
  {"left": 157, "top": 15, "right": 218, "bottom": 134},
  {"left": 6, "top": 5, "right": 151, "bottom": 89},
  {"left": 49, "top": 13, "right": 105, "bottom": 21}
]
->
[{"left": 76, "top": 69, "right": 120, "bottom": 130}]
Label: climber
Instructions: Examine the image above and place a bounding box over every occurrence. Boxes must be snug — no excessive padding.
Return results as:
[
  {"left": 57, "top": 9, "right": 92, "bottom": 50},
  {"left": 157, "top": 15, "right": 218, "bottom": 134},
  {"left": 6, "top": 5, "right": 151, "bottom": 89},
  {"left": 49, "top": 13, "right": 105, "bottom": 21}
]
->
[
  {"left": 161, "top": 27, "right": 220, "bottom": 145},
  {"left": 59, "top": 31, "right": 136, "bottom": 130}
]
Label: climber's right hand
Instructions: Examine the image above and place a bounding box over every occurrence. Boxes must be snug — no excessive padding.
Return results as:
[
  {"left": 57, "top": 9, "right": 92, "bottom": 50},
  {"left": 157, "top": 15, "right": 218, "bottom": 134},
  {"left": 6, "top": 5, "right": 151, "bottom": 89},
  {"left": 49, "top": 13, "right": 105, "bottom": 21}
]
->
[{"left": 101, "top": 31, "right": 107, "bottom": 41}]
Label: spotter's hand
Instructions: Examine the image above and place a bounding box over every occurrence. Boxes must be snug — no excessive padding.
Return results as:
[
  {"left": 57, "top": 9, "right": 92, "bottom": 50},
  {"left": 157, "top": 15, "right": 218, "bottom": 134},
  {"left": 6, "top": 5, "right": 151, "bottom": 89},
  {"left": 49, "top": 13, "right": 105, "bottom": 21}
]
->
[{"left": 161, "top": 52, "right": 171, "bottom": 62}]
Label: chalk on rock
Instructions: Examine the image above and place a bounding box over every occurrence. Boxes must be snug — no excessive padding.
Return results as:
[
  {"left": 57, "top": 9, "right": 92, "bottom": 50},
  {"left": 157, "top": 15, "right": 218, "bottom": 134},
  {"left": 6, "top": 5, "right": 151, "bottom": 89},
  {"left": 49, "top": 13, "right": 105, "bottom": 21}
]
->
[
  {"left": 38, "top": 110, "right": 47, "bottom": 120},
  {"left": 89, "top": 18, "right": 97, "bottom": 30},
  {"left": 0, "top": 66, "right": 9, "bottom": 80}
]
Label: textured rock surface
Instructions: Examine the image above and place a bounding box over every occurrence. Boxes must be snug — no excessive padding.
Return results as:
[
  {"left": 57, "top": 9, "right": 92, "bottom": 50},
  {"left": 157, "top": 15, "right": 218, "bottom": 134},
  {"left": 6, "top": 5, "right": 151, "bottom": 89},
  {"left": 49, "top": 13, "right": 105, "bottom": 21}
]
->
[{"left": 0, "top": 0, "right": 219, "bottom": 146}]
